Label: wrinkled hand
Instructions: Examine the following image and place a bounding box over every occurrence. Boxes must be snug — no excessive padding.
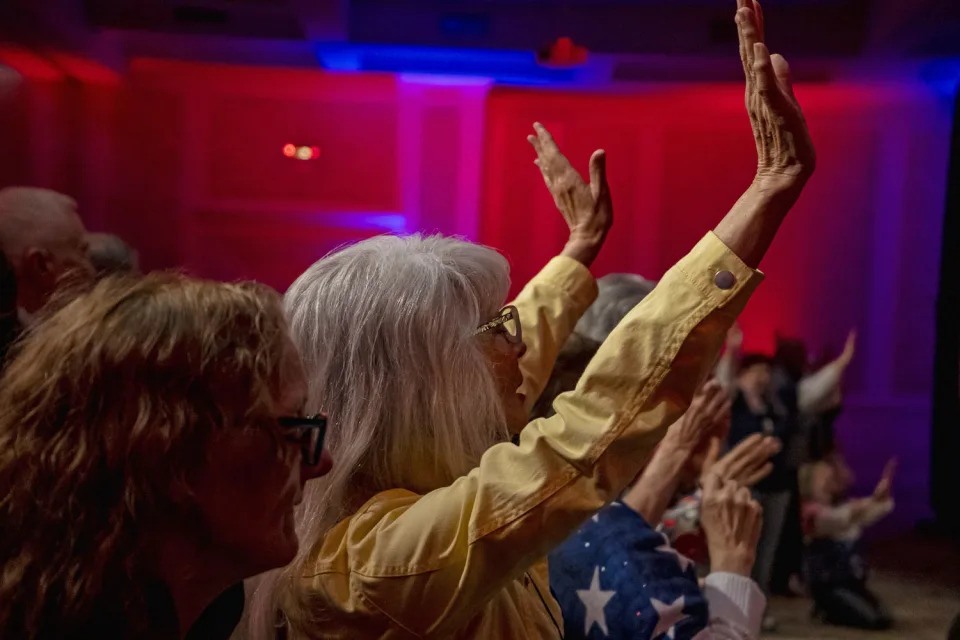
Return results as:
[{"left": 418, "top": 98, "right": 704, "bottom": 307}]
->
[
  {"left": 700, "top": 473, "right": 764, "bottom": 576},
  {"left": 702, "top": 433, "right": 781, "bottom": 487},
  {"left": 873, "top": 458, "right": 897, "bottom": 501},
  {"left": 666, "top": 380, "right": 730, "bottom": 454},
  {"left": 736, "top": 0, "right": 815, "bottom": 189},
  {"left": 527, "top": 122, "right": 612, "bottom": 267}
]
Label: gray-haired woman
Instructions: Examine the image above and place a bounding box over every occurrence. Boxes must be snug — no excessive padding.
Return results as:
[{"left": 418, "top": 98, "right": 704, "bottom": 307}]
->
[{"left": 247, "top": 2, "right": 815, "bottom": 636}]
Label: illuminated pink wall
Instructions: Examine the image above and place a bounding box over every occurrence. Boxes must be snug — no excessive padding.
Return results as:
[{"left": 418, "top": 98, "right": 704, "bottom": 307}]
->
[{"left": 0, "top": 56, "right": 951, "bottom": 529}]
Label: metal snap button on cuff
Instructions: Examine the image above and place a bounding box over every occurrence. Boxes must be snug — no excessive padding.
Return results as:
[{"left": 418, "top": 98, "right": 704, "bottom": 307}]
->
[{"left": 714, "top": 270, "right": 736, "bottom": 290}]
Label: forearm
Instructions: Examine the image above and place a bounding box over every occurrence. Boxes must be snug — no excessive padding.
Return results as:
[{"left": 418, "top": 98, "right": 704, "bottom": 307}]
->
[
  {"left": 852, "top": 496, "right": 894, "bottom": 528},
  {"left": 560, "top": 236, "right": 605, "bottom": 269},
  {"left": 511, "top": 256, "right": 598, "bottom": 409},
  {"left": 798, "top": 362, "right": 843, "bottom": 414},
  {"left": 621, "top": 433, "right": 690, "bottom": 524},
  {"left": 713, "top": 178, "right": 807, "bottom": 270}
]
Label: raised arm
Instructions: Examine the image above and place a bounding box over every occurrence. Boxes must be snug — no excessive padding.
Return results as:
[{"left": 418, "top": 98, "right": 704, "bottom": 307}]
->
[
  {"left": 715, "top": 325, "right": 743, "bottom": 394},
  {"left": 313, "top": 1, "right": 815, "bottom": 634},
  {"left": 511, "top": 125, "right": 611, "bottom": 407},
  {"left": 622, "top": 381, "right": 730, "bottom": 524},
  {"left": 798, "top": 330, "right": 856, "bottom": 414}
]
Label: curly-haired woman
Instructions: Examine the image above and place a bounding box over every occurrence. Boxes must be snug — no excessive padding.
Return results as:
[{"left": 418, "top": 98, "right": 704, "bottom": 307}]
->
[{"left": 0, "top": 273, "right": 332, "bottom": 639}]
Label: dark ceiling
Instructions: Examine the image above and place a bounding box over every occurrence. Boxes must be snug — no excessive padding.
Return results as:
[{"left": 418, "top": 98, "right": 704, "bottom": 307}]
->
[{"left": 1, "top": 0, "right": 959, "bottom": 78}]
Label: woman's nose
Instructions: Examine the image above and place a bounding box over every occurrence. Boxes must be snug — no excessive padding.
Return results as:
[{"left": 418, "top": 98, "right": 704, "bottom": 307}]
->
[
  {"left": 302, "top": 448, "right": 333, "bottom": 481},
  {"left": 515, "top": 340, "right": 527, "bottom": 359}
]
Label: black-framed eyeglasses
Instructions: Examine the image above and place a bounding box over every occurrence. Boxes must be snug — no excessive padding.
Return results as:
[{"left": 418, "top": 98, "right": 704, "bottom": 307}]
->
[
  {"left": 277, "top": 413, "right": 327, "bottom": 466},
  {"left": 474, "top": 304, "right": 522, "bottom": 345}
]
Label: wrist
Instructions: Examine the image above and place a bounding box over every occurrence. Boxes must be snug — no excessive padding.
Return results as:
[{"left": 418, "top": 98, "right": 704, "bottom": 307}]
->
[
  {"left": 661, "top": 429, "right": 698, "bottom": 460},
  {"left": 560, "top": 237, "right": 603, "bottom": 268},
  {"left": 751, "top": 172, "right": 809, "bottom": 201},
  {"left": 561, "top": 228, "right": 607, "bottom": 267},
  {"left": 709, "top": 549, "right": 756, "bottom": 577}
]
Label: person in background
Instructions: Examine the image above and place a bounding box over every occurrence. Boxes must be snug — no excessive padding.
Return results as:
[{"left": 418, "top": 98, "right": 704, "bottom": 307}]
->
[
  {"left": 575, "top": 273, "right": 656, "bottom": 344},
  {"left": 550, "top": 381, "right": 779, "bottom": 639},
  {"left": 88, "top": 232, "right": 141, "bottom": 277},
  {"left": 0, "top": 187, "right": 94, "bottom": 324},
  {"left": 0, "top": 273, "right": 333, "bottom": 639},
  {"left": 800, "top": 458, "right": 896, "bottom": 630},
  {"left": 245, "top": 0, "right": 816, "bottom": 634},
  {"left": 727, "top": 352, "right": 796, "bottom": 630},
  {"left": 770, "top": 330, "right": 857, "bottom": 596}
]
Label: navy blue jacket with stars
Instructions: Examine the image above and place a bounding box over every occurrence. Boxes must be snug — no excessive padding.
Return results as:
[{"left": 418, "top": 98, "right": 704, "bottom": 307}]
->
[{"left": 549, "top": 502, "right": 710, "bottom": 640}]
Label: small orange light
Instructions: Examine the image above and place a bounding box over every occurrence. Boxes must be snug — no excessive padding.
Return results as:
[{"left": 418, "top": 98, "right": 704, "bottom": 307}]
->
[{"left": 282, "top": 143, "right": 297, "bottom": 157}]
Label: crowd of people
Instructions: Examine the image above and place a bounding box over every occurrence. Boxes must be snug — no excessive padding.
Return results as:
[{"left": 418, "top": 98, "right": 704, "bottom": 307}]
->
[{"left": 0, "top": 1, "right": 906, "bottom": 638}]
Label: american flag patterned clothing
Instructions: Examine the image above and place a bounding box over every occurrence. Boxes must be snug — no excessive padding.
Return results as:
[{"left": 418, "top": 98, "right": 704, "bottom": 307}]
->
[{"left": 549, "top": 502, "right": 709, "bottom": 640}]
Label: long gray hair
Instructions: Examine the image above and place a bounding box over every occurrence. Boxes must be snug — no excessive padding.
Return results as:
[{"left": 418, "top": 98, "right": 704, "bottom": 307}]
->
[{"left": 244, "top": 234, "right": 512, "bottom": 639}]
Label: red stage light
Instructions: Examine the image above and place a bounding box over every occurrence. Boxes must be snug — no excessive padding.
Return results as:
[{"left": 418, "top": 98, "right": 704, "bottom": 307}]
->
[
  {"left": 310, "top": 146, "right": 321, "bottom": 159},
  {"left": 282, "top": 143, "right": 297, "bottom": 157}
]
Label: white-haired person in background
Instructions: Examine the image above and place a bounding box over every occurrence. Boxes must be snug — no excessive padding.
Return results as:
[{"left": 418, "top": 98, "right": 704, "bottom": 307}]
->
[
  {"left": 87, "top": 232, "right": 141, "bottom": 277},
  {"left": 245, "top": 1, "right": 815, "bottom": 636}
]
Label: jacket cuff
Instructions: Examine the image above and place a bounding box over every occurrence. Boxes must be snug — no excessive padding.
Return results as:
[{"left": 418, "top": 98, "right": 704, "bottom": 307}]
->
[
  {"left": 704, "top": 572, "right": 766, "bottom": 638},
  {"left": 675, "top": 232, "right": 764, "bottom": 313}
]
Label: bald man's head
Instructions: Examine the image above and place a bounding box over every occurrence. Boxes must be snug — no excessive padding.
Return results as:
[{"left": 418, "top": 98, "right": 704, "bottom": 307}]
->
[{"left": 0, "top": 187, "right": 92, "bottom": 314}]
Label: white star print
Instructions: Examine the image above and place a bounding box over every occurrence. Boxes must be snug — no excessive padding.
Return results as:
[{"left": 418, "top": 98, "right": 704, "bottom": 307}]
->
[
  {"left": 655, "top": 543, "right": 695, "bottom": 573},
  {"left": 651, "top": 595, "right": 689, "bottom": 638},
  {"left": 577, "top": 566, "right": 616, "bottom": 636},
  {"left": 592, "top": 512, "right": 600, "bottom": 522}
]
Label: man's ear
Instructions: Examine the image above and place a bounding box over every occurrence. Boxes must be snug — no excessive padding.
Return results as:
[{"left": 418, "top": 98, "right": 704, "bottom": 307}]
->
[{"left": 22, "top": 246, "right": 55, "bottom": 279}]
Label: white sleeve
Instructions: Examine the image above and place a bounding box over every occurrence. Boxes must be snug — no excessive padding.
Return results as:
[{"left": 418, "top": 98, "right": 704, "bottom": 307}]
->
[
  {"left": 693, "top": 573, "right": 766, "bottom": 640},
  {"left": 797, "top": 362, "right": 843, "bottom": 415},
  {"left": 853, "top": 498, "right": 894, "bottom": 528},
  {"left": 812, "top": 503, "right": 856, "bottom": 538}
]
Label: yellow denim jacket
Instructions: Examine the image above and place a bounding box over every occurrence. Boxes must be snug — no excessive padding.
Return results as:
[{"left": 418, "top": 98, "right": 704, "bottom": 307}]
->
[{"left": 297, "top": 233, "right": 762, "bottom": 639}]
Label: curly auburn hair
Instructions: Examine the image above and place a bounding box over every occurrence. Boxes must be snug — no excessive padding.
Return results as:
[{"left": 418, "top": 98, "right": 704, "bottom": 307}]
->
[{"left": 0, "top": 272, "right": 290, "bottom": 639}]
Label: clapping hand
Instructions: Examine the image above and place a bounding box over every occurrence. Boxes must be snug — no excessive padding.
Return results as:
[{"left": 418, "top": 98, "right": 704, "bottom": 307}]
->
[
  {"left": 701, "top": 433, "right": 781, "bottom": 488},
  {"left": 700, "top": 473, "right": 764, "bottom": 577},
  {"left": 527, "top": 122, "right": 612, "bottom": 268},
  {"left": 666, "top": 380, "right": 731, "bottom": 455},
  {"left": 736, "top": 0, "right": 816, "bottom": 189}
]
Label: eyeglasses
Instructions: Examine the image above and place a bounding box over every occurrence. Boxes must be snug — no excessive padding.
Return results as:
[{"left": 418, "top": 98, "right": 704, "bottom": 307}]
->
[
  {"left": 277, "top": 413, "right": 327, "bottom": 466},
  {"left": 474, "top": 305, "right": 522, "bottom": 345}
]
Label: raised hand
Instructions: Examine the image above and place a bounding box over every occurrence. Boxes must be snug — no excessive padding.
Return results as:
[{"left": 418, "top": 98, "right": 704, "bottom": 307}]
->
[
  {"left": 736, "top": 0, "right": 816, "bottom": 189},
  {"left": 873, "top": 458, "right": 897, "bottom": 501},
  {"left": 702, "top": 433, "right": 781, "bottom": 488},
  {"left": 700, "top": 473, "right": 764, "bottom": 577},
  {"left": 726, "top": 323, "right": 744, "bottom": 353},
  {"left": 527, "top": 122, "right": 612, "bottom": 268},
  {"left": 838, "top": 329, "right": 857, "bottom": 368},
  {"left": 665, "top": 380, "right": 731, "bottom": 454}
]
